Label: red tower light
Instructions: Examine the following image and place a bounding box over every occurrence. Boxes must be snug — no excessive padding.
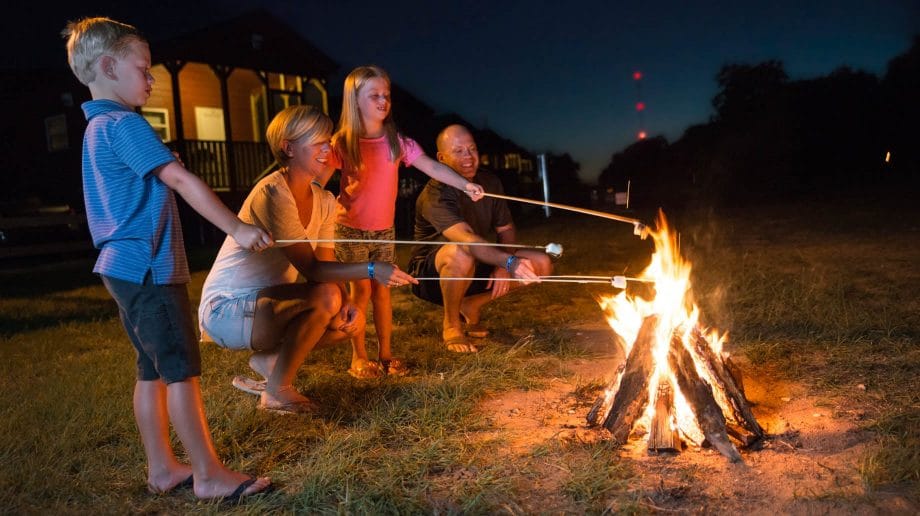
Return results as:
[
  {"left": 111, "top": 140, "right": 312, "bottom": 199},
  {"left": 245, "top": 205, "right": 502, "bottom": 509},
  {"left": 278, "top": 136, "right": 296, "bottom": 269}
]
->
[
  {"left": 633, "top": 71, "right": 642, "bottom": 81},
  {"left": 635, "top": 101, "right": 646, "bottom": 111},
  {"left": 638, "top": 131, "right": 647, "bottom": 140}
]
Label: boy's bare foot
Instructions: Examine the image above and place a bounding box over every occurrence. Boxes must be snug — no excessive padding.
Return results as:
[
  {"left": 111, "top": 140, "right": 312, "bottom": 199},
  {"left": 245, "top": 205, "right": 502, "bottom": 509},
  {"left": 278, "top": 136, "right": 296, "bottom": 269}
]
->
[
  {"left": 193, "top": 469, "right": 271, "bottom": 501},
  {"left": 147, "top": 465, "right": 193, "bottom": 494}
]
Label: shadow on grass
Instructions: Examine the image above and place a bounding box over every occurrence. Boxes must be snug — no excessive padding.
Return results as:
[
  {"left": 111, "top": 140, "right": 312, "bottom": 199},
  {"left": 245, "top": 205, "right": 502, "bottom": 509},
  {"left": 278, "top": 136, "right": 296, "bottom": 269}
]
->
[{"left": 0, "top": 295, "right": 117, "bottom": 338}]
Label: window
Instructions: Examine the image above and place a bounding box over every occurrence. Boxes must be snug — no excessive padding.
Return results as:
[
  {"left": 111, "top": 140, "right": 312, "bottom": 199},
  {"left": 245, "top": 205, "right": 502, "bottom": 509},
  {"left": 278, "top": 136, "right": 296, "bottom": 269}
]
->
[
  {"left": 44, "top": 114, "right": 68, "bottom": 152},
  {"left": 141, "top": 108, "right": 170, "bottom": 141}
]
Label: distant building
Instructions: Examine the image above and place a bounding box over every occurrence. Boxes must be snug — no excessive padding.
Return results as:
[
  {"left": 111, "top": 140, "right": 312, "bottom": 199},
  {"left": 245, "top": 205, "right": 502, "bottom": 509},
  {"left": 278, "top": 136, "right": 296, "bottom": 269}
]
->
[{"left": 5, "top": 9, "right": 542, "bottom": 242}]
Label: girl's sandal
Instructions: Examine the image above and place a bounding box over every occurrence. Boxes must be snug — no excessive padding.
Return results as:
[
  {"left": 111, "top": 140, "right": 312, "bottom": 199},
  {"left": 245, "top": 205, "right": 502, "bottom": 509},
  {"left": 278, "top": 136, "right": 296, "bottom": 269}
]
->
[
  {"left": 380, "top": 358, "right": 409, "bottom": 377},
  {"left": 347, "top": 358, "right": 383, "bottom": 379}
]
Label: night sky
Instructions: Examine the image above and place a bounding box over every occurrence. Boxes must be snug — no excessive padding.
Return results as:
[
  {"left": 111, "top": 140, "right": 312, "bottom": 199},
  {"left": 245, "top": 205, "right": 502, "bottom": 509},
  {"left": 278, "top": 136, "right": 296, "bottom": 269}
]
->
[{"left": 6, "top": 1, "right": 917, "bottom": 183}]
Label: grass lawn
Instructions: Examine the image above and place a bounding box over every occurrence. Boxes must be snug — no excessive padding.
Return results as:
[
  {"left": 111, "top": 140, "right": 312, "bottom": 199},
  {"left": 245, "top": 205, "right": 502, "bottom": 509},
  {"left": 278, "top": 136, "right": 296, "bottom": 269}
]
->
[{"left": 1, "top": 195, "right": 917, "bottom": 513}]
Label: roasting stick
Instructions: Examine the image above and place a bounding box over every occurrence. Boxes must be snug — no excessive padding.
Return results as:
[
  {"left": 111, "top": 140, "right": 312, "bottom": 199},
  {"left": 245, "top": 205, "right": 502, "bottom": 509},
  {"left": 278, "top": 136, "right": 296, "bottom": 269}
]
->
[
  {"left": 411, "top": 275, "right": 652, "bottom": 288},
  {"left": 479, "top": 192, "right": 650, "bottom": 239},
  {"left": 274, "top": 239, "right": 564, "bottom": 258}
]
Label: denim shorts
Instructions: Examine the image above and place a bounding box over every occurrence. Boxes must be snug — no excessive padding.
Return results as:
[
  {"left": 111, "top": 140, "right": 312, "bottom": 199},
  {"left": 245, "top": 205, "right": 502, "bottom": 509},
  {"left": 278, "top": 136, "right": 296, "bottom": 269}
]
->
[
  {"left": 101, "top": 274, "right": 202, "bottom": 383},
  {"left": 199, "top": 292, "right": 258, "bottom": 351},
  {"left": 334, "top": 224, "right": 395, "bottom": 264}
]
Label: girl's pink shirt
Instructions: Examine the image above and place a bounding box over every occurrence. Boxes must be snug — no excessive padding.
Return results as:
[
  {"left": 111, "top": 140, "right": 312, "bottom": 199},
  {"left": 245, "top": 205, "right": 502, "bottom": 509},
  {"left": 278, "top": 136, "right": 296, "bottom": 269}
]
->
[{"left": 331, "top": 134, "right": 423, "bottom": 231}]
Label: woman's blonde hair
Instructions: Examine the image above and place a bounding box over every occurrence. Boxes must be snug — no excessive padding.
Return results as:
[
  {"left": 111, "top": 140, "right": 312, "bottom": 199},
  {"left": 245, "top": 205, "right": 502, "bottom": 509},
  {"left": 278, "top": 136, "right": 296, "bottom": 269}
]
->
[
  {"left": 265, "top": 105, "right": 333, "bottom": 165},
  {"left": 62, "top": 17, "right": 144, "bottom": 86},
  {"left": 333, "top": 65, "right": 400, "bottom": 170}
]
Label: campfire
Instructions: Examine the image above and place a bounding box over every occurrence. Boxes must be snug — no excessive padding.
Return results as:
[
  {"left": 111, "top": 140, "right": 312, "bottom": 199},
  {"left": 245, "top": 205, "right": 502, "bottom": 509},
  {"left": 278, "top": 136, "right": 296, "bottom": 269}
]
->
[{"left": 586, "top": 212, "right": 764, "bottom": 461}]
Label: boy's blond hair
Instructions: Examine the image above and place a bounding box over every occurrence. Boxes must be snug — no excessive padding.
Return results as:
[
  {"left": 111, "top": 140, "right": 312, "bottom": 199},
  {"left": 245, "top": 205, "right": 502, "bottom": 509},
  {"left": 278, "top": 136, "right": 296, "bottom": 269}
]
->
[
  {"left": 332, "top": 65, "right": 401, "bottom": 170},
  {"left": 62, "top": 17, "right": 144, "bottom": 86},
  {"left": 266, "top": 105, "right": 334, "bottom": 165}
]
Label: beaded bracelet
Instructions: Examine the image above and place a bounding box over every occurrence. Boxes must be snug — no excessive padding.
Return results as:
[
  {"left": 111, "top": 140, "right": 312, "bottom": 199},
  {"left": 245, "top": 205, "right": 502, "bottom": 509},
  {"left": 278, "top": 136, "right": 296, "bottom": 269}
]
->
[
  {"left": 505, "top": 255, "right": 518, "bottom": 273},
  {"left": 368, "top": 261, "right": 375, "bottom": 279}
]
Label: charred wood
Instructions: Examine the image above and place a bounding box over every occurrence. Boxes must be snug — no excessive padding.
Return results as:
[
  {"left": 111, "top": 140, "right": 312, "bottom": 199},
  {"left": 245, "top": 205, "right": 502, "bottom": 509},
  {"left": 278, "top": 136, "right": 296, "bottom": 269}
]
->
[
  {"left": 690, "top": 330, "right": 764, "bottom": 438},
  {"left": 602, "top": 316, "right": 659, "bottom": 442},
  {"left": 648, "top": 379, "right": 681, "bottom": 453},
  {"left": 668, "top": 334, "right": 742, "bottom": 462}
]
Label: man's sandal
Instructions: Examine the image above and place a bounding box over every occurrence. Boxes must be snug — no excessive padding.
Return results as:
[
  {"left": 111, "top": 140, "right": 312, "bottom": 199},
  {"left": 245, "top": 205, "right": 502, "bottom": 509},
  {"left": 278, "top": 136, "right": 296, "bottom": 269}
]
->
[
  {"left": 380, "top": 358, "right": 409, "bottom": 377},
  {"left": 459, "top": 312, "right": 489, "bottom": 338},
  {"left": 347, "top": 358, "right": 383, "bottom": 379},
  {"left": 443, "top": 336, "right": 478, "bottom": 353}
]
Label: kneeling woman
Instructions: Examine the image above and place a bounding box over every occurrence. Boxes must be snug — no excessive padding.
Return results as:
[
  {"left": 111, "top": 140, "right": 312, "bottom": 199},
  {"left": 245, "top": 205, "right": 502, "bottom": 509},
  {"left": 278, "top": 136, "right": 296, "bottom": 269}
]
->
[{"left": 199, "top": 105, "right": 416, "bottom": 413}]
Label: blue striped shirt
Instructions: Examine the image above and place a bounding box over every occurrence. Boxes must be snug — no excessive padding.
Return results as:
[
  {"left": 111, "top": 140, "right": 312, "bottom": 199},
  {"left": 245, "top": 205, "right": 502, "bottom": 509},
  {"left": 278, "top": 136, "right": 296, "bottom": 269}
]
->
[{"left": 81, "top": 99, "right": 190, "bottom": 285}]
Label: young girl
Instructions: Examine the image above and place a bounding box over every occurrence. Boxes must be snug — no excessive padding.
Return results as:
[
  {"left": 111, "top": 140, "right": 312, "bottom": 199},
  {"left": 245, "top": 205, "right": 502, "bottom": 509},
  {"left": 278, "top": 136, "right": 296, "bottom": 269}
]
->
[{"left": 331, "top": 65, "right": 483, "bottom": 378}]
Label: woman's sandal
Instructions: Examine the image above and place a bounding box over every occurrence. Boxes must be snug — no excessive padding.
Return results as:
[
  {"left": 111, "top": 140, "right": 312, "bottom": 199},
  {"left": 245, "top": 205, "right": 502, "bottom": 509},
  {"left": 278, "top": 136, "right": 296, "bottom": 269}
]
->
[
  {"left": 380, "top": 357, "right": 409, "bottom": 377},
  {"left": 258, "top": 387, "right": 319, "bottom": 415},
  {"left": 232, "top": 375, "right": 266, "bottom": 396},
  {"left": 347, "top": 358, "right": 383, "bottom": 379}
]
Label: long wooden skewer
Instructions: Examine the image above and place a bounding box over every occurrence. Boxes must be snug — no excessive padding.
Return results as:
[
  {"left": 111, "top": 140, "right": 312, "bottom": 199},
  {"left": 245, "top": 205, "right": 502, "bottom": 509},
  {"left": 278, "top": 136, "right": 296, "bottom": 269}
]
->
[
  {"left": 480, "top": 192, "right": 650, "bottom": 238},
  {"left": 274, "top": 238, "right": 564, "bottom": 257},
  {"left": 411, "top": 275, "right": 653, "bottom": 288}
]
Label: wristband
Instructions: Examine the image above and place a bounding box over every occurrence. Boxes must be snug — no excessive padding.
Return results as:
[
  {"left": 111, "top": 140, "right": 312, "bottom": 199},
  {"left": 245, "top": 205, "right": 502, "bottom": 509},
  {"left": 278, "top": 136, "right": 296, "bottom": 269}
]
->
[
  {"left": 505, "top": 255, "right": 518, "bottom": 273},
  {"left": 368, "top": 262, "right": 375, "bottom": 279}
]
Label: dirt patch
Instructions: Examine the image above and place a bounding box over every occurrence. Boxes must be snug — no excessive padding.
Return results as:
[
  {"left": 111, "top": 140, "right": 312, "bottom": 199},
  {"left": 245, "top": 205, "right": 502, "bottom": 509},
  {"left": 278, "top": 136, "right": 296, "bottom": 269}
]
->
[{"left": 471, "top": 322, "right": 917, "bottom": 514}]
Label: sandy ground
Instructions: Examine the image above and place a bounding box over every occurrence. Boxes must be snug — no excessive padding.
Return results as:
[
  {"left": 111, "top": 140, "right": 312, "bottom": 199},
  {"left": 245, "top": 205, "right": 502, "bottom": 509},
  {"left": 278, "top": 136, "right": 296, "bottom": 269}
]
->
[{"left": 470, "top": 322, "right": 917, "bottom": 514}]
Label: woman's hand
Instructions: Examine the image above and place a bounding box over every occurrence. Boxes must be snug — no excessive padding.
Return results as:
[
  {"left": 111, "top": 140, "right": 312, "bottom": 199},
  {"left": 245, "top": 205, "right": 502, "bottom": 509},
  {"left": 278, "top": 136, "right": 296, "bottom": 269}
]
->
[
  {"left": 370, "top": 262, "right": 419, "bottom": 288},
  {"left": 464, "top": 182, "right": 485, "bottom": 201}
]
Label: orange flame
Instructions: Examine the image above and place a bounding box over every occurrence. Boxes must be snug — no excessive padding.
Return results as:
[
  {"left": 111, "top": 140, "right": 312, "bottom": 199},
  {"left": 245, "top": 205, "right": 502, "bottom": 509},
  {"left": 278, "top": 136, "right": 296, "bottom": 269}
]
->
[{"left": 598, "top": 211, "right": 730, "bottom": 445}]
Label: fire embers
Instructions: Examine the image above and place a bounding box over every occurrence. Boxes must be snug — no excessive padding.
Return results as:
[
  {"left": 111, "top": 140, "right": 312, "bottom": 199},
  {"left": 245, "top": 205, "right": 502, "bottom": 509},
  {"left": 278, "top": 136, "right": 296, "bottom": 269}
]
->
[{"left": 586, "top": 213, "right": 764, "bottom": 461}]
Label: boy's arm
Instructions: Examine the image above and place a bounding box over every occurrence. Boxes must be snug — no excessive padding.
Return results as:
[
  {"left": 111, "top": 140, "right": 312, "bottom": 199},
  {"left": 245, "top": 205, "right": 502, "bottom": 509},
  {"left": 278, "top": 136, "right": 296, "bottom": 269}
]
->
[
  {"left": 154, "top": 161, "right": 273, "bottom": 250},
  {"left": 411, "top": 154, "right": 484, "bottom": 200}
]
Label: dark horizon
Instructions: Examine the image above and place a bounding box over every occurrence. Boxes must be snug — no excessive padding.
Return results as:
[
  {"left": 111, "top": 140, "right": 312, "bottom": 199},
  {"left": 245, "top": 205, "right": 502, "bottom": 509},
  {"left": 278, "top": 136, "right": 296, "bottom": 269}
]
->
[{"left": 3, "top": 1, "right": 918, "bottom": 183}]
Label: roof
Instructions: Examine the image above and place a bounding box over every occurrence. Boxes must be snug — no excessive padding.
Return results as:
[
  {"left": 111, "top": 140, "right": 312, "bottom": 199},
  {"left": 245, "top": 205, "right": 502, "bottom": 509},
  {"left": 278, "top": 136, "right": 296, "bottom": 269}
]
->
[{"left": 152, "top": 9, "right": 337, "bottom": 78}]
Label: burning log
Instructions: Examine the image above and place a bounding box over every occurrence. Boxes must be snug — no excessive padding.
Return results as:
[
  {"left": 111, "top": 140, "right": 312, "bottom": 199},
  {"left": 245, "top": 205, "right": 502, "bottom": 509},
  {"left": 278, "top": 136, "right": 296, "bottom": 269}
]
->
[
  {"left": 689, "top": 330, "right": 764, "bottom": 438},
  {"left": 648, "top": 379, "right": 680, "bottom": 453},
  {"left": 668, "top": 334, "right": 742, "bottom": 462},
  {"left": 602, "top": 315, "right": 659, "bottom": 442}
]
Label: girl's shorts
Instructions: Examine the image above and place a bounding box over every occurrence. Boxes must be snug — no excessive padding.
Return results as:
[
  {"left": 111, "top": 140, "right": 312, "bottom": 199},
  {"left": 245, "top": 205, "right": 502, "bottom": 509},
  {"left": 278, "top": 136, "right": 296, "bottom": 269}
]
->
[
  {"left": 334, "top": 224, "right": 395, "bottom": 264},
  {"left": 199, "top": 292, "right": 258, "bottom": 350}
]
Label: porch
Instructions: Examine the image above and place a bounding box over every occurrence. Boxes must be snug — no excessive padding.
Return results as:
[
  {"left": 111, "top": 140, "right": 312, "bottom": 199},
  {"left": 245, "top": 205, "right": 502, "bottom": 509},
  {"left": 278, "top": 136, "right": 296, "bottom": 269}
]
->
[{"left": 168, "top": 139, "right": 275, "bottom": 193}]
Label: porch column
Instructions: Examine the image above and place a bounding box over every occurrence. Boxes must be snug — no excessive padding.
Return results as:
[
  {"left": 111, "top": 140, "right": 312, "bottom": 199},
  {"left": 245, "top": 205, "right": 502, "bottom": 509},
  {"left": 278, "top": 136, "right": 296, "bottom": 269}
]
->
[
  {"left": 162, "top": 60, "right": 186, "bottom": 141},
  {"left": 308, "top": 77, "right": 329, "bottom": 115},
  {"left": 211, "top": 64, "right": 237, "bottom": 193}
]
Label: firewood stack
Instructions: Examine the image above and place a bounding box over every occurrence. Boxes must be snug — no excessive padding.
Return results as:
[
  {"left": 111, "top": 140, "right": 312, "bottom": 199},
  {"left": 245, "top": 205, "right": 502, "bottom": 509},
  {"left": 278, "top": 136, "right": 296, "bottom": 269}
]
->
[{"left": 587, "top": 315, "right": 764, "bottom": 462}]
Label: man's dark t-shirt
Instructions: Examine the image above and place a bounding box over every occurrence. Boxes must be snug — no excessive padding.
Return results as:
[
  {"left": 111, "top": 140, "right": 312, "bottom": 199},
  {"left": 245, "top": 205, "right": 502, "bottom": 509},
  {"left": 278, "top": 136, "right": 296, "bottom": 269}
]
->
[{"left": 408, "top": 169, "right": 512, "bottom": 269}]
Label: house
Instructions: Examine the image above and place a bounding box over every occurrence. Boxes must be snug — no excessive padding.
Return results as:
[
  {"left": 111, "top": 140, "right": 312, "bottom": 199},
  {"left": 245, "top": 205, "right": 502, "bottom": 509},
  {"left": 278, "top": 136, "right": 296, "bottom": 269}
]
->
[
  {"left": 6, "top": 9, "right": 545, "bottom": 249},
  {"left": 146, "top": 9, "right": 337, "bottom": 204}
]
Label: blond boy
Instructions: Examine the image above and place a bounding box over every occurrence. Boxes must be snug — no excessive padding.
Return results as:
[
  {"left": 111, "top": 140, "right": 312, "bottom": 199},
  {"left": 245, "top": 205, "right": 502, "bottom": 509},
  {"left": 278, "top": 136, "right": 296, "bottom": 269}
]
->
[{"left": 63, "top": 17, "right": 271, "bottom": 501}]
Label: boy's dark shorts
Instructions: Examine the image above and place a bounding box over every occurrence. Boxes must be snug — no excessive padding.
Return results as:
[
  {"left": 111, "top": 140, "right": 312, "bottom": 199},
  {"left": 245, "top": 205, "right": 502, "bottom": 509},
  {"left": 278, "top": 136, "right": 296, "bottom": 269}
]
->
[
  {"left": 101, "top": 274, "right": 201, "bottom": 383},
  {"left": 407, "top": 251, "right": 493, "bottom": 306}
]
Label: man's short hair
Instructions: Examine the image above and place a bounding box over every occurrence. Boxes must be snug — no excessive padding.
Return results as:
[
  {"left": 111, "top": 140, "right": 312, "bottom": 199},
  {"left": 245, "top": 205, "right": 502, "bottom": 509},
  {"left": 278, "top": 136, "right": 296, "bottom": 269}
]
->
[{"left": 62, "top": 17, "right": 144, "bottom": 86}]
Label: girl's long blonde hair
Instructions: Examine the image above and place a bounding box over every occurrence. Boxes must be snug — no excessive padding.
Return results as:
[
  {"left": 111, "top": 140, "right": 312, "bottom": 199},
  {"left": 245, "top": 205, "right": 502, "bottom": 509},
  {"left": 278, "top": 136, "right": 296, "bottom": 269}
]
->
[{"left": 333, "top": 65, "right": 401, "bottom": 170}]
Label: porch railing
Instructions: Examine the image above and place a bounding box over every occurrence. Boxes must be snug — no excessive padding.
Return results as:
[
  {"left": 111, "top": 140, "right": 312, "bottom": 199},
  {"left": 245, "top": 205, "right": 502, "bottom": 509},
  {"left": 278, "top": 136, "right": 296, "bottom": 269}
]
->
[{"left": 169, "top": 140, "right": 275, "bottom": 192}]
